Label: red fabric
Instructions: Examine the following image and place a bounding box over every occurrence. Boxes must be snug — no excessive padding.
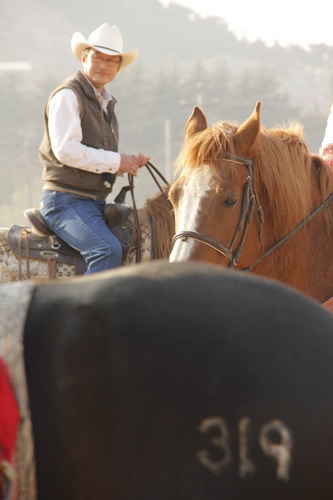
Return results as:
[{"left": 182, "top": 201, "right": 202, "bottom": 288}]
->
[
  {"left": 0, "top": 357, "right": 20, "bottom": 490},
  {"left": 321, "top": 145, "right": 333, "bottom": 167}
]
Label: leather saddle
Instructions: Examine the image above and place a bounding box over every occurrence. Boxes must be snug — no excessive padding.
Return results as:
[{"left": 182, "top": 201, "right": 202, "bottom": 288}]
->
[{"left": 6, "top": 187, "right": 136, "bottom": 278}]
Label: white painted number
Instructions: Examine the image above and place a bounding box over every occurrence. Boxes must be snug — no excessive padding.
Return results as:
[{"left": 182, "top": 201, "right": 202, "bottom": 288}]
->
[
  {"left": 259, "top": 419, "right": 293, "bottom": 481},
  {"left": 197, "top": 416, "right": 293, "bottom": 481},
  {"left": 197, "top": 417, "right": 232, "bottom": 475},
  {"left": 239, "top": 417, "right": 256, "bottom": 478}
]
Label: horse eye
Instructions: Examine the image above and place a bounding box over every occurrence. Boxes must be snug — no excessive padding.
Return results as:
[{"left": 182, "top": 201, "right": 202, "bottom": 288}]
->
[{"left": 222, "top": 197, "right": 237, "bottom": 208}]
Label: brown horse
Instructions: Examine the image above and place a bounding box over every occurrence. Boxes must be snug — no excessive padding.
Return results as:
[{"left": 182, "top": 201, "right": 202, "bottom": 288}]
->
[
  {"left": 169, "top": 102, "right": 333, "bottom": 306},
  {"left": 0, "top": 189, "right": 174, "bottom": 283}
]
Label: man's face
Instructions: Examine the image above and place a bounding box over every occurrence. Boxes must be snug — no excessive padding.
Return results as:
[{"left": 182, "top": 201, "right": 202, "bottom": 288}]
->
[{"left": 82, "top": 49, "right": 122, "bottom": 89}]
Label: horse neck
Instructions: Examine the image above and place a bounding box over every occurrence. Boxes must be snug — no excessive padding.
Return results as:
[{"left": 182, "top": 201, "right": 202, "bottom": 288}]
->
[{"left": 257, "top": 213, "right": 333, "bottom": 303}]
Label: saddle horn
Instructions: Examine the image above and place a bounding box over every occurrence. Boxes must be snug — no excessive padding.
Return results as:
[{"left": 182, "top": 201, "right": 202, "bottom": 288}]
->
[{"left": 114, "top": 185, "right": 131, "bottom": 204}]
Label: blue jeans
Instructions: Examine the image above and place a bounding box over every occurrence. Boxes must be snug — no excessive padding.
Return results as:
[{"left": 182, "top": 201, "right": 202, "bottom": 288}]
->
[{"left": 39, "top": 190, "right": 123, "bottom": 274}]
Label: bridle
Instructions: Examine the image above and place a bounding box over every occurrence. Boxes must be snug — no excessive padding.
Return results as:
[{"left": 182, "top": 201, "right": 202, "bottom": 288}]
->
[
  {"left": 172, "top": 154, "right": 333, "bottom": 270},
  {"left": 172, "top": 154, "right": 264, "bottom": 268}
]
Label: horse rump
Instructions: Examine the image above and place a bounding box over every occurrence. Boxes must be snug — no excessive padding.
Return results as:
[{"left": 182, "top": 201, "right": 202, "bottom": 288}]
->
[{"left": 23, "top": 261, "right": 333, "bottom": 500}]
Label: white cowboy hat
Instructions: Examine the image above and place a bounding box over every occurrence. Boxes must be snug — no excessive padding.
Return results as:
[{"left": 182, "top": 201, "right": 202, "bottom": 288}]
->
[{"left": 71, "top": 23, "right": 138, "bottom": 71}]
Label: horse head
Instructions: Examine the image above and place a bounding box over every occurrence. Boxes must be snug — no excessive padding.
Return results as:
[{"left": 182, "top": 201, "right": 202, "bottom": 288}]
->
[{"left": 170, "top": 102, "right": 263, "bottom": 268}]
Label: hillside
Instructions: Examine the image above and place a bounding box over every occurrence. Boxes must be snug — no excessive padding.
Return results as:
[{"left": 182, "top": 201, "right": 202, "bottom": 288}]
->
[{"left": 1, "top": 0, "right": 333, "bottom": 224}]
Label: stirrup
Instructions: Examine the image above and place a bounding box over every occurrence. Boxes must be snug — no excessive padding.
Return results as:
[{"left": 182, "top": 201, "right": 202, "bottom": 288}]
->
[{"left": 23, "top": 208, "right": 54, "bottom": 236}]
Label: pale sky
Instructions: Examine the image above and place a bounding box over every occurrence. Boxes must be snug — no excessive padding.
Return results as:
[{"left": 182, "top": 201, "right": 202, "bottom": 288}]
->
[{"left": 160, "top": 0, "right": 333, "bottom": 48}]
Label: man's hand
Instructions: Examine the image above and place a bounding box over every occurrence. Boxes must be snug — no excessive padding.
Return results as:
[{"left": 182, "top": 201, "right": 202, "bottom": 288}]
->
[
  {"left": 138, "top": 153, "right": 150, "bottom": 167},
  {"left": 119, "top": 153, "right": 150, "bottom": 176}
]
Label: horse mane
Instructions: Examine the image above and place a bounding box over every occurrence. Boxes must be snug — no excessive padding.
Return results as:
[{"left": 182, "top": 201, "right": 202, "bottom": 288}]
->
[
  {"left": 176, "top": 120, "right": 333, "bottom": 237},
  {"left": 145, "top": 188, "right": 175, "bottom": 259}
]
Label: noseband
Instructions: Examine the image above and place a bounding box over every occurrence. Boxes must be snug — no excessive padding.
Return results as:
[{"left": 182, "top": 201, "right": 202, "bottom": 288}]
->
[{"left": 172, "top": 155, "right": 264, "bottom": 267}]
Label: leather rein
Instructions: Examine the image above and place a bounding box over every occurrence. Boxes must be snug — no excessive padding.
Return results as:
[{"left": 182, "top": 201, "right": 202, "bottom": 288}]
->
[{"left": 172, "top": 154, "right": 333, "bottom": 270}]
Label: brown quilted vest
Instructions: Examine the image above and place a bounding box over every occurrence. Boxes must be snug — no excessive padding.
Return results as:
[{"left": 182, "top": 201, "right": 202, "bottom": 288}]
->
[{"left": 39, "top": 71, "right": 119, "bottom": 200}]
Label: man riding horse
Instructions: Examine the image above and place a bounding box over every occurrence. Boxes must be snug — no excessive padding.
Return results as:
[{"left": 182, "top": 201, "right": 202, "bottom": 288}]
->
[{"left": 38, "top": 23, "right": 149, "bottom": 274}]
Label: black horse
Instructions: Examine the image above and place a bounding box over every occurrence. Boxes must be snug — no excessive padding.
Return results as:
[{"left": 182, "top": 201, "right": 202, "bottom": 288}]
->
[{"left": 13, "top": 261, "right": 333, "bottom": 499}]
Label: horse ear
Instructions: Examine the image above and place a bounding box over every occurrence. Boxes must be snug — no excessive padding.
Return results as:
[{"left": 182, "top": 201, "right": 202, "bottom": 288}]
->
[
  {"left": 234, "top": 102, "right": 261, "bottom": 157},
  {"left": 185, "top": 106, "right": 208, "bottom": 139}
]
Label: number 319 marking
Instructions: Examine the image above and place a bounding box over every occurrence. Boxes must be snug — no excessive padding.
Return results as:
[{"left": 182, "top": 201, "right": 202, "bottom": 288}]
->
[{"left": 197, "top": 417, "right": 293, "bottom": 481}]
